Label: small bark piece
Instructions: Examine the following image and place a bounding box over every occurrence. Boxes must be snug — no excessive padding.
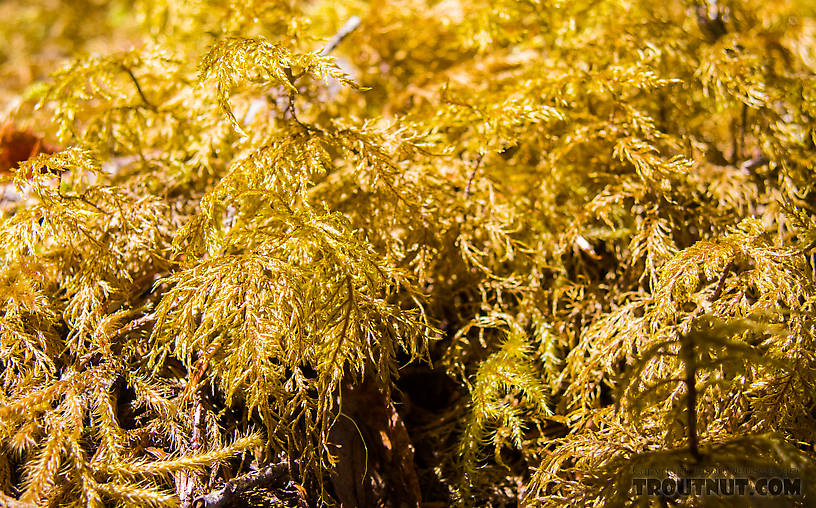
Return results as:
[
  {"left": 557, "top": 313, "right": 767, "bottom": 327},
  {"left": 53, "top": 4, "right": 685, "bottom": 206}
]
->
[{"left": 193, "top": 463, "right": 290, "bottom": 508}]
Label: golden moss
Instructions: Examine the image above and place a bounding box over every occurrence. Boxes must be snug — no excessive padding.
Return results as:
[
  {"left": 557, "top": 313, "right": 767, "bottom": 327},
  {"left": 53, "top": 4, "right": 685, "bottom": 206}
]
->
[{"left": 0, "top": 0, "right": 814, "bottom": 506}]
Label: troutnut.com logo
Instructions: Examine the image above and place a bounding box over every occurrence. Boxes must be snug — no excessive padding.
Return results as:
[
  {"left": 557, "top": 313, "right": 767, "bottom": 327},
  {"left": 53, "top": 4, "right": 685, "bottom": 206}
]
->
[{"left": 631, "top": 467, "right": 802, "bottom": 498}]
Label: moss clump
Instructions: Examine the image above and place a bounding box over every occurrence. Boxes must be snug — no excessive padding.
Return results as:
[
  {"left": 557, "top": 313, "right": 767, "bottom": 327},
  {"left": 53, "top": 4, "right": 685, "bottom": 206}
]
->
[{"left": 0, "top": 0, "right": 814, "bottom": 506}]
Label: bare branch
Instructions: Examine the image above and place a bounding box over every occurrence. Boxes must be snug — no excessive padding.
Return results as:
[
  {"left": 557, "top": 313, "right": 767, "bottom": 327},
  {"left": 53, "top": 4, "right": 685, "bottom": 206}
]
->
[{"left": 192, "top": 463, "right": 290, "bottom": 508}]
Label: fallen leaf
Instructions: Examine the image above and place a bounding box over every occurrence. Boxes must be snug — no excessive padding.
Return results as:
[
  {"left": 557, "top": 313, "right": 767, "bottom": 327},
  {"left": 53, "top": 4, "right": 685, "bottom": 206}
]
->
[{"left": 0, "top": 121, "right": 58, "bottom": 176}]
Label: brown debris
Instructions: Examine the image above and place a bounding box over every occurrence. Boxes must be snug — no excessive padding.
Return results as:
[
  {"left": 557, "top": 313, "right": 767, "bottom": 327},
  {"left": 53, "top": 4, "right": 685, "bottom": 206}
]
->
[
  {"left": 0, "top": 122, "right": 58, "bottom": 176},
  {"left": 329, "top": 376, "right": 422, "bottom": 508}
]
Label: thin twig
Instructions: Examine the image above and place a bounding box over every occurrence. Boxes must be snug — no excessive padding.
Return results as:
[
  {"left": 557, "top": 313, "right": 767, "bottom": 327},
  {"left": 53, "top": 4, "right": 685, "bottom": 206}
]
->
[
  {"left": 464, "top": 153, "right": 485, "bottom": 198},
  {"left": 278, "top": 16, "right": 362, "bottom": 126},
  {"left": 121, "top": 65, "right": 157, "bottom": 111},
  {"left": 190, "top": 394, "right": 204, "bottom": 451},
  {"left": 319, "top": 16, "right": 362, "bottom": 57},
  {"left": 112, "top": 312, "right": 157, "bottom": 340},
  {"left": 290, "top": 16, "right": 362, "bottom": 86},
  {"left": 709, "top": 260, "right": 733, "bottom": 302}
]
